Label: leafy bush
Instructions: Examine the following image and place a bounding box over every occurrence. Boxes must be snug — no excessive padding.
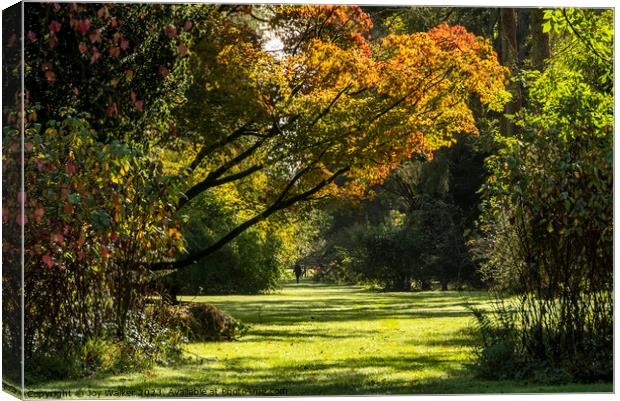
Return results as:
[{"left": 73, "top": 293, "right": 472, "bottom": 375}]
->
[
  {"left": 25, "top": 310, "right": 186, "bottom": 383},
  {"left": 311, "top": 260, "right": 367, "bottom": 285},
  {"left": 469, "top": 301, "right": 604, "bottom": 384},
  {"left": 470, "top": 9, "right": 612, "bottom": 384},
  {"left": 171, "top": 229, "right": 284, "bottom": 295}
]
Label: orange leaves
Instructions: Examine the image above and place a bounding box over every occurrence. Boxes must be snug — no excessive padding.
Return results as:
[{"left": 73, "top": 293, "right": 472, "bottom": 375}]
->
[
  {"left": 272, "top": 5, "right": 373, "bottom": 53},
  {"left": 278, "top": 21, "right": 507, "bottom": 200},
  {"left": 183, "top": 8, "right": 509, "bottom": 208}
]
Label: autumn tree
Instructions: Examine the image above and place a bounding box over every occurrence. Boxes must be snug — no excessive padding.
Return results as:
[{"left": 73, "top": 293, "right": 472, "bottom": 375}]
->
[{"left": 162, "top": 5, "right": 510, "bottom": 270}]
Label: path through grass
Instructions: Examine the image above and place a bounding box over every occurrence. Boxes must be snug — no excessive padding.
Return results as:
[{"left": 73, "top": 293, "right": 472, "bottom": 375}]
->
[{"left": 29, "top": 280, "right": 611, "bottom": 396}]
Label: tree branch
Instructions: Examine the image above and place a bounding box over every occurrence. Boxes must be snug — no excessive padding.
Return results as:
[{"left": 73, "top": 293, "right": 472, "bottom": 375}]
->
[
  {"left": 179, "top": 136, "right": 268, "bottom": 209},
  {"left": 189, "top": 124, "right": 252, "bottom": 171},
  {"left": 152, "top": 165, "right": 350, "bottom": 271}
]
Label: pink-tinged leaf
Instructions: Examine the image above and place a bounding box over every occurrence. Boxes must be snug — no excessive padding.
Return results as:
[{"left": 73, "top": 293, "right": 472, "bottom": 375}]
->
[
  {"left": 16, "top": 212, "right": 27, "bottom": 226},
  {"left": 130, "top": 90, "right": 137, "bottom": 102},
  {"left": 52, "top": 232, "right": 64, "bottom": 244},
  {"left": 34, "top": 208, "right": 44, "bottom": 223},
  {"left": 27, "top": 31, "right": 36, "bottom": 42},
  {"left": 66, "top": 162, "right": 77, "bottom": 175},
  {"left": 79, "top": 19, "right": 91, "bottom": 34},
  {"left": 49, "top": 20, "right": 61, "bottom": 33},
  {"left": 88, "top": 29, "right": 100, "bottom": 43},
  {"left": 159, "top": 66, "right": 169, "bottom": 77},
  {"left": 107, "top": 102, "right": 118, "bottom": 117},
  {"left": 184, "top": 20, "right": 193, "bottom": 31},
  {"left": 17, "top": 191, "right": 26, "bottom": 204},
  {"left": 49, "top": 35, "right": 58, "bottom": 48},
  {"left": 178, "top": 42, "right": 188, "bottom": 56},
  {"left": 164, "top": 25, "right": 177, "bottom": 38},
  {"left": 25, "top": 142, "right": 33, "bottom": 151},
  {"left": 110, "top": 17, "right": 118, "bottom": 28},
  {"left": 45, "top": 70, "right": 57, "bottom": 82},
  {"left": 77, "top": 251, "right": 85, "bottom": 260},
  {"left": 2, "top": 207, "right": 8, "bottom": 223},
  {"left": 101, "top": 245, "right": 110, "bottom": 257},
  {"left": 91, "top": 47, "right": 101, "bottom": 63},
  {"left": 111, "top": 232, "right": 118, "bottom": 241},
  {"left": 79, "top": 42, "right": 87, "bottom": 53},
  {"left": 134, "top": 100, "right": 143, "bottom": 111},
  {"left": 120, "top": 39, "right": 129, "bottom": 50},
  {"left": 97, "top": 7, "right": 109, "bottom": 18},
  {"left": 108, "top": 46, "right": 120, "bottom": 57},
  {"left": 64, "top": 203, "right": 74, "bottom": 215},
  {"left": 42, "top": 254, "right": 54, "bottom": 269}
]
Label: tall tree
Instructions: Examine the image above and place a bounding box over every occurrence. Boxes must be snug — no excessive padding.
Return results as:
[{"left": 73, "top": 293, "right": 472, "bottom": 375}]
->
[{"left": 159, "top": 5, "right": 510, "bottom": 270}]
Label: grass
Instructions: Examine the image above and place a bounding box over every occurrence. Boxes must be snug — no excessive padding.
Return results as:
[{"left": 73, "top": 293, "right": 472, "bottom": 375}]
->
[{"left": 26, "top": 279, "right": 612, "bottom": 397}]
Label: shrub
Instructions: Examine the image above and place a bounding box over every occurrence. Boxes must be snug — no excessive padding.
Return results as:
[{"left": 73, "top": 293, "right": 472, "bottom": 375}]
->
[
  {"left": 156, "top": 303, "right": 247, "bottom": 342},
  {"left": 25, "top": 314, "right": 187, "bottom": 383},
  {"left": 470, "top": 9, "right": 612, "bottom": 384},
  {"left": 312, "top": 260, "right": 366, "bottom": 285}
]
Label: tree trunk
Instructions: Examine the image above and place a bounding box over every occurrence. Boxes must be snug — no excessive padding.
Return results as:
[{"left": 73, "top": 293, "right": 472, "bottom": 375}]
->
[
  {"left": 529, "top": 8, "right": 551, "bottom": 71},
  {"left": 497, "top": 8, "right": 521, "bottom": 137},
  {"left": 420, "top": 279, "right": 433, "bottom": 291}
]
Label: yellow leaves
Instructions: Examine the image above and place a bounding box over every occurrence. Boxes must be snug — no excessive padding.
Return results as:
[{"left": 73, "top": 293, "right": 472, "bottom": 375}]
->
[
  {"left": 167, "top": 227, "right": 182, "bottom": 240},
  {"left": 119, "top": 161, "right": 130, "bottom": 176}
]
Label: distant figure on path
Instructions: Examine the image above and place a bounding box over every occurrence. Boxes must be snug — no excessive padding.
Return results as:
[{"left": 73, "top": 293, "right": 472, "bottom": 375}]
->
[{"left": 294, "top": 264, "right": 302, "bottom": 284}]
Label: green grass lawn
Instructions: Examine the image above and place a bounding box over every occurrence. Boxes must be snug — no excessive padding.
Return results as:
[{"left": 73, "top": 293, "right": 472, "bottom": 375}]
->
[{"left": 27, "top": 280, "right": 612, "bottom": 397}]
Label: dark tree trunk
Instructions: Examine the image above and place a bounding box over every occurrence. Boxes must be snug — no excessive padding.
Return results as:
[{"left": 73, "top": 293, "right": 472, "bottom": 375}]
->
[
  {"left": 516, "top": 9, "right": 530, "bottom": 64},
  {"left": 497, "top": 8, "right": 522, "bottom": 137},
  {"left": 420, "top": 279, "right": 433, "bottom": 291},
  {"left": 529, "top": 8, "right": 551, "bottom": 71}
]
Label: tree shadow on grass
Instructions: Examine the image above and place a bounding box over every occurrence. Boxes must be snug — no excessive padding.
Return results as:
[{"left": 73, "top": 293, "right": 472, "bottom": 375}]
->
[
  {"left": 36, "top": 354, "right": 471, "bottom": 396},
  {"left": 42, "top": 353, "right": 610, "bottom": 396},
  {"left": 33, "top": 352, "right": 610, "bottom": 396},
  {"left": 207, "top": 296, "right": 485, "bottom": 325}
]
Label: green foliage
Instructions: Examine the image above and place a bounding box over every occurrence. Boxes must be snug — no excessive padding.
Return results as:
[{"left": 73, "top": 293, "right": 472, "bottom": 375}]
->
[
  {"left": 542, "top": 9, "right": 613, "bottom": 89},
  {"left": 471, "top": 8, "right": 613, "bottom": 383},
  {"left": 172, "top": 230, "right": 284, "bottom": 295},
  {"left": 311, "top": 260, "right": 367, "bottom": 285},
  {"left": 25, "top": 310, "right": 186, "bottom": 383},
  {"left": 313, "top": 135, "right": 488, "bottom": 291},
  {"left": 170, "top": 186, "right": 326, "bottom": 294},
  {"left": 336, "top": 212, "right": 427, "bottom": 291}
]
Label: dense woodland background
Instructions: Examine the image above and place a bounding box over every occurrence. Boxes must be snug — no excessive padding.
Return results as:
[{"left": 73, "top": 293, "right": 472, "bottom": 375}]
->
[{"left": 2, "top": 4, "right": 613, "bottom": 388}]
